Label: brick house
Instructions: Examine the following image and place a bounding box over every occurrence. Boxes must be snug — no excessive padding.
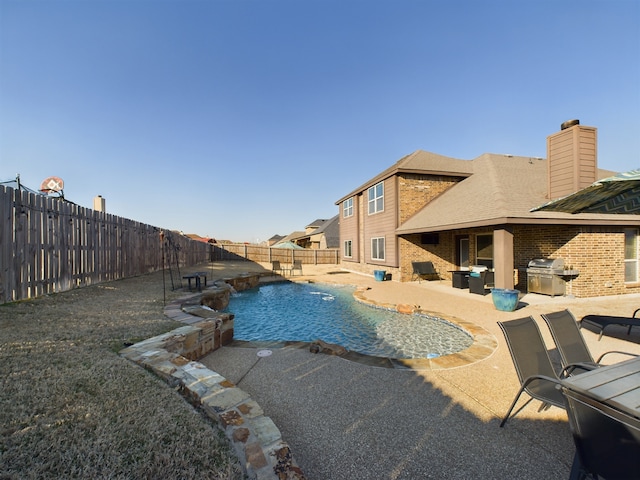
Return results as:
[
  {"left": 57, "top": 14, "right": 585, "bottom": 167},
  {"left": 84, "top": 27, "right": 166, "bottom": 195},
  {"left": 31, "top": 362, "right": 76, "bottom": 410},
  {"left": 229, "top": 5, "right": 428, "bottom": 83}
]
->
[
  {"left": 335, "top": 122, "right": 639, "bottom": 298},
  {"left": 275, "top": 216, "right": 340, "bottom": 249}
]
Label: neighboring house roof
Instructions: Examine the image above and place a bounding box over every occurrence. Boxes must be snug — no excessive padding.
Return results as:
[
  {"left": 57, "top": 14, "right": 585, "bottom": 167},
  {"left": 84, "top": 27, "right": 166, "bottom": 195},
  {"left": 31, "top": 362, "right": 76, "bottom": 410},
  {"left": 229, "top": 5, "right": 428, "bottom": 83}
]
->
[
  {"left": 395, "top": 152, "right": 636, "bottom": 234},
  {"left": 185, "top": 233, "right": 216, "bottom": 243},
  {"left": 277, "top": 216, "right": 340, "bottom": 249},
  {"left": 308, "top": 214, "right": 339, "bottom": 248},
  {"left": 278, "top": 231, "right": 307, "bottom": 243},
  {"left": 336, "top": 150, "right": 473, "bottom": 204},
  {"left": 306, "top": 218, "right": 329, "bottom": 229}
]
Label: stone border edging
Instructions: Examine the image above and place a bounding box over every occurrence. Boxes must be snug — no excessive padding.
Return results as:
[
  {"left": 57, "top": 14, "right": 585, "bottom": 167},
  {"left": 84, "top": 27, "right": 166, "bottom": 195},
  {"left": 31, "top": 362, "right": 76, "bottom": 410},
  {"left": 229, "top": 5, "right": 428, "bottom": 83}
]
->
[
  {"left": 119, "top": 276, "right": 497, "bottom": 479},
  {"left": 120, "top": 280, "right": 306, "bottom": 480}
]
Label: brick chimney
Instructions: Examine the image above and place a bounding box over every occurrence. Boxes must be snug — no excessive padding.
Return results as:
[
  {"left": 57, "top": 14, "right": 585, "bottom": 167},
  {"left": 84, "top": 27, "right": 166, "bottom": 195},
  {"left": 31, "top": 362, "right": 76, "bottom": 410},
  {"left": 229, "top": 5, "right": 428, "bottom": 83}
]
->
[
  {"left": 546, "top": 120, "right": 597, "bottom": 199},
  {"left": 93, "top": 195, "right": 106, "bottom": 212}
]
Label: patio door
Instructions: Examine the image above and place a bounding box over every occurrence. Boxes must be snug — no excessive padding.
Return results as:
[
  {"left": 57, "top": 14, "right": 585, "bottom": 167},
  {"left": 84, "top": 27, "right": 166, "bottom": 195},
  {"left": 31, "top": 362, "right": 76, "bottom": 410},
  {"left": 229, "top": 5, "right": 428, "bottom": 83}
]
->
[{"left": 457, "top": 237, "right": 469, "bottom": 269}]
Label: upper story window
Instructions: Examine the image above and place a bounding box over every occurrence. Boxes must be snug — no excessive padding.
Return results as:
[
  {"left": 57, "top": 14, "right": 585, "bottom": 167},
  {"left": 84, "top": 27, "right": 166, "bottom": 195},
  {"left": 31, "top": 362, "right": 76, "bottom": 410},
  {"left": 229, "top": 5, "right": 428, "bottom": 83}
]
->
[
  {"left": 343, "top": 197, "right": 353, "bottom": 218},
  {"left": 625, "top": 228, "right": 638, "bottom": 283},
  {"left": 368, "top": 182, "right": 384, "bottom": 215}
]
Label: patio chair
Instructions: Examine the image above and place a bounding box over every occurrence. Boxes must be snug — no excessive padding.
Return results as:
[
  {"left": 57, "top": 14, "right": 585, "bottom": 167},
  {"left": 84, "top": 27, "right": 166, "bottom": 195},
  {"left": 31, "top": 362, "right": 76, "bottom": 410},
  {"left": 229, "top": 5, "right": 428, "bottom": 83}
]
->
[
  {"left": 498, "top": 316, "right": 566, "bottom": 427},
  {"left": 290, "top": 260, "right": 303, "bottom": 276},
  {"left": 580, "top": 307, "right": 640, "bottom": 341},
  {"left": 272, "top": 260, "right": 283, "bottom": 276},
  {"left": 468, "top": 270, "right": 494, "bottom": 295},
  {"left": 541, "top": 310, "right": 638, "bottom": 374},
  {"left": 411, "top": 261, "right": 439, "bottom": 282},
  {"left": 561, "top": 386, "right": 640, "bottom": 480}
]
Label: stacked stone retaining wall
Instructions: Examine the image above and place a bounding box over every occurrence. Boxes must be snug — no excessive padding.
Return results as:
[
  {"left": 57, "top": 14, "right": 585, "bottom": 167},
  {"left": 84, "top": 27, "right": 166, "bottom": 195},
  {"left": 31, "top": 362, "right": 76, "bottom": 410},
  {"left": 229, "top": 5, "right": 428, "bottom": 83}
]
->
[{"left": 120, "top": 273, "right": 305, "bottom": 480}]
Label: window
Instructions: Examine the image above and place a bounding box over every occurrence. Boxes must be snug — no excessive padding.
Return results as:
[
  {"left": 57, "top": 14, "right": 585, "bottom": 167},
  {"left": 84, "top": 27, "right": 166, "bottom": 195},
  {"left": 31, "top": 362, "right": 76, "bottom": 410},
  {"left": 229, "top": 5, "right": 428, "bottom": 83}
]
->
[
  {"left": 368, "top": 182, "right": 384, "bottom": 214},
  {"left": 344, "top": 240, "right": 352, "bottom": 258},
  {"left": 625, "top": 229, "right": 638, "bottom": 283},
  {"left": 371, "top": 237, "right": 385, "bottom": 261},
  {"left": 476, "top": 234, "right": 493, "bottom": 268},
  {"left": 343, "top": 198, "right": 353, "bottom": 218}
]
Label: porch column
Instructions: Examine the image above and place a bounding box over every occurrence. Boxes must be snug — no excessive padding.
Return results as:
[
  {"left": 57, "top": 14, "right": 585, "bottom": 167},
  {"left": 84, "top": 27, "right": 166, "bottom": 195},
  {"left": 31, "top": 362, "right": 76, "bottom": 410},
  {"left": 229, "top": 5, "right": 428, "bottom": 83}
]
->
[{"left": 493, "top": 228, "right": 515, "bottom": 289}]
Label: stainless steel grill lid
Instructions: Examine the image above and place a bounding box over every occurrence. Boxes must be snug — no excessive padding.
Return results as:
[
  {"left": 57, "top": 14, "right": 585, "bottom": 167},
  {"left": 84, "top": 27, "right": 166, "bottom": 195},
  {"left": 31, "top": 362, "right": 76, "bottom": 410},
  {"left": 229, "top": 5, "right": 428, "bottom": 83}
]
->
[{"left": 527, "top": 258, "right": 565, "bottom": 272}]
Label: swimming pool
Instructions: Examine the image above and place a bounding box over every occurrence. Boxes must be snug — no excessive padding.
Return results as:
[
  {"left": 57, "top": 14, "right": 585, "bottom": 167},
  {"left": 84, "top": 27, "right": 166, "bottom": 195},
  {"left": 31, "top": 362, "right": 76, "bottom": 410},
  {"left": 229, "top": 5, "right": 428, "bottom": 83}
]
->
[{"left": 225, "top": 282, "right": 473, "bottom": 359}]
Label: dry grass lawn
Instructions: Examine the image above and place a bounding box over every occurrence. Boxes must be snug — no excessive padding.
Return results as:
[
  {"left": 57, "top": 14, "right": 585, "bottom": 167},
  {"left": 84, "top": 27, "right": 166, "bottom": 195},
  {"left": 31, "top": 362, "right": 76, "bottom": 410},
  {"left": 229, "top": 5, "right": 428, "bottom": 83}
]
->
[{"left": 0, "top": 269, "right": 244, "bottom": 479}]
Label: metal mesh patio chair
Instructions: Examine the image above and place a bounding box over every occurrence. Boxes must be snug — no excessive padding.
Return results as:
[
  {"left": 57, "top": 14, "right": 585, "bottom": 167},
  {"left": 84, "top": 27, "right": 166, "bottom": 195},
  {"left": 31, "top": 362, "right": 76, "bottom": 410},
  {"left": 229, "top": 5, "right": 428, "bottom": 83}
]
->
[
  {"left": 542, "top": 310, "right": 637, "bottom": 375},
  {"left": 290, "top": 260, "right": 303, "bottom": 276},
  {"left": 411, "top": 261, "right": 439, "bottom": 282},
  {"left": 498, "top": 316, "right": 566, "bottom": 427},
  {"left": 561, "top": 386, "right": 640, "bottom": 480},
  {"left": 272, "top": 260, "right": 283, "bottom": 276}
]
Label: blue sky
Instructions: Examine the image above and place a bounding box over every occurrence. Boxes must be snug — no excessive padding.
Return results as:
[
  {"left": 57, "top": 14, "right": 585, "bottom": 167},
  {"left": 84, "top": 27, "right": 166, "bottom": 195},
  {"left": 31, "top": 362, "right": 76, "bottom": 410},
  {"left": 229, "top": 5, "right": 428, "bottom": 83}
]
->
[{"left": 1, "top": 0, "right": 638, "bottom": 243}]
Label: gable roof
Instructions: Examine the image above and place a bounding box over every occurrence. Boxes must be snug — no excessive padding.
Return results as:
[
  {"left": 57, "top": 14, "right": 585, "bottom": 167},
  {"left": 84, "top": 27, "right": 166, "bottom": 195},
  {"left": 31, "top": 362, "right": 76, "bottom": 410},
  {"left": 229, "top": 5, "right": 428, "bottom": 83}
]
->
[
  {"left": 396, "top": 153, "right": 636, "bottom": 234},
  {"left": 306, "top": 218, "right": 330, "bottom": 229},
  {"left": 277, "top": 231, "right": 306, "bottom": 243},
  {"left": 308, "top": 215, "right": 338, "bottom": 235},
  {"left": 308, "top": 214, "right": 340, "bottom": 248},
  {"left": 335, "top": 150, "right": 473, "bottom": 204},
  {"left": 268, "top": 234, "right": 284, "bottom": 242}
]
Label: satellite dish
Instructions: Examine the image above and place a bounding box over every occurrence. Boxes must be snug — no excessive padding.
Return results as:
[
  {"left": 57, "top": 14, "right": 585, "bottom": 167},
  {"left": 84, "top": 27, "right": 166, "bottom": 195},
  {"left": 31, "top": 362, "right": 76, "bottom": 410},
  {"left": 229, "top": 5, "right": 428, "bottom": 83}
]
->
[{"left": 40, "top": 176, "right": 64, "bottom": 194}]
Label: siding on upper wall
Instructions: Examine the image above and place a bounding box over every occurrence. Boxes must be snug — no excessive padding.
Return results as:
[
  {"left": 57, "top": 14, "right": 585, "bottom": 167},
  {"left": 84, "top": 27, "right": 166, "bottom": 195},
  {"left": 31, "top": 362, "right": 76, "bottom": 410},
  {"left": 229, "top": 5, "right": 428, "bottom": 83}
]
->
[
  {"left": 338, "top": 196, "right": 359, "bottom": 262},
  {"left": 363, "top": 177, "right": 398, "bottom": 266},
  {"left": 547, "top": 125, "right": 597, "bottom": 199}
]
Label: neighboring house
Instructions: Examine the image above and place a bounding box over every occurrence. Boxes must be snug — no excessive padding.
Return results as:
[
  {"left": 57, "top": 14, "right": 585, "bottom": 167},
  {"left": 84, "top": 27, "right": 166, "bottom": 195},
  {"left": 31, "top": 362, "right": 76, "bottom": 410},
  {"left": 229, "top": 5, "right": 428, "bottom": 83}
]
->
[
  {"left": 267, "top": 234, "right": 285, "bottom": 246},
  {"left": 335, "top": 121, "right": 639, "bottom": 298},
  {"left": 295, "top": 216, "right": 340, "bottom": 249},
  {"left": 274, "top": 216, "right": 340, "bottom": 249},
  {"left": 185, "top": 233, "right": 216, "bottom": 244},
  {"left": 275, "top": 231, "right": 307, "bottom": 247}
]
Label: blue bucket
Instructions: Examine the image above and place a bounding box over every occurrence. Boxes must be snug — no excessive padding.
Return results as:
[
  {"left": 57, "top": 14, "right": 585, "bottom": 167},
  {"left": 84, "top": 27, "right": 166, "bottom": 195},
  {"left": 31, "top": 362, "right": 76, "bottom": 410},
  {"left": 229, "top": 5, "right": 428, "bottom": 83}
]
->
[
  {"left": 491, "top": 288, "right": 520, "bottom": 312},
  {"left": 374, "top": 270, "right": 386, "bottom": 282}
]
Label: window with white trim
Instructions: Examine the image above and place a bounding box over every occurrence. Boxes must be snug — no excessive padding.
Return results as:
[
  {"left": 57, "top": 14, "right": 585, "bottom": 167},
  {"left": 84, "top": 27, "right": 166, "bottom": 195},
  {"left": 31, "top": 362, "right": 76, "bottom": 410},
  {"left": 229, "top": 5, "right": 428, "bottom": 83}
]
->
[
  {"left": 368, "top": 182, "right": 384, "bottom": 215},
  {"left": 624, "top": 228, "right": 638, "bottom": 283},
  {"left": 371, "top": 237, "right": 385, "bottom": 261},
  {"left": 343, "top": 198, "right": 353, "bottom": 218},
  {"left": 344, "top": 240, "right": 352, "bottom": 258}
]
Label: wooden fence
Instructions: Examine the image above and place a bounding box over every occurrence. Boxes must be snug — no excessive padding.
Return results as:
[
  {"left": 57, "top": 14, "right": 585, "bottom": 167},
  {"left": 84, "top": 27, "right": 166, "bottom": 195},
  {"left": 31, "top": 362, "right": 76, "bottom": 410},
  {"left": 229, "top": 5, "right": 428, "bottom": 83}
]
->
[
  {"left": 214, "top": 243, "right": 340, "bottom": 265},
  {"left": 1, "top": 185, "right": 341, "bottom": 303},
  {"left": 0, "top": 186, "right": 210, "bottom": 303}
]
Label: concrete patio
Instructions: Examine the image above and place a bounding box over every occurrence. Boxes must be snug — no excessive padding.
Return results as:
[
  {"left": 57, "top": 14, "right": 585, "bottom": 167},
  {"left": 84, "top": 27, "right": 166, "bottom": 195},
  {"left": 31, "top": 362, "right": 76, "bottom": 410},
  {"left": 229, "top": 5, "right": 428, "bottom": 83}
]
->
[{"left": 195, "top": 261, "right": 640, "bottom": 479}]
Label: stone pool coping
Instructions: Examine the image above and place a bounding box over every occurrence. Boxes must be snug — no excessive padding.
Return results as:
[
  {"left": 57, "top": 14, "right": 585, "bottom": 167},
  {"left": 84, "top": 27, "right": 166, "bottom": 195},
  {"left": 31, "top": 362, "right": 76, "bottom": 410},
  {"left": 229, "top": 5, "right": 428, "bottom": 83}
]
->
[{"left": 120, "top": 275, "right": 497, "bottom": 480}]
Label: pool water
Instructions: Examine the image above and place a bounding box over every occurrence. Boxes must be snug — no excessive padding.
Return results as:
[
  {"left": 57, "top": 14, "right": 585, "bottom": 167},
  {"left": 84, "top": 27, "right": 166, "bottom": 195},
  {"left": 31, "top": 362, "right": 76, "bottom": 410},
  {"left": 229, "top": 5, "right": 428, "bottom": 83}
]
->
[{"left": 225, "top": 282, "right": 473, "bottom": 359}]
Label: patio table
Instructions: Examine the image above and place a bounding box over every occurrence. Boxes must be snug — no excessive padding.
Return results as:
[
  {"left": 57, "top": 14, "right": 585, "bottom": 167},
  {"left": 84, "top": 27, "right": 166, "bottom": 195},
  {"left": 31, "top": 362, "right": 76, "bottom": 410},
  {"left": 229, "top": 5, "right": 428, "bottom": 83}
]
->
[
  {"left": 448, "top": 270, "right": 470, "bottom": 289},
  {"left": 560, "top": 356, "right": 640, "bottom": 479},
  {"left": 560, "top": 356, "right": 640, "bottom": 418}
]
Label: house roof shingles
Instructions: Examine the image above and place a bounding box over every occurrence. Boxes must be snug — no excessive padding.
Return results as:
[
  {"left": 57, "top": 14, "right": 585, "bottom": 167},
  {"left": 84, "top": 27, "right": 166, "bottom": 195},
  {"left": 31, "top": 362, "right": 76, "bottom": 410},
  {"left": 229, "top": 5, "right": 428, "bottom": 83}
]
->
[
  {"left": 308, "top": 214, "right": 339, "bottom": 248},
  {"left": 336, "top": 150, "right": 473, "bottom": 205},
  {"left": 395, "top": 152, "right": 637, "bottom": 234}
]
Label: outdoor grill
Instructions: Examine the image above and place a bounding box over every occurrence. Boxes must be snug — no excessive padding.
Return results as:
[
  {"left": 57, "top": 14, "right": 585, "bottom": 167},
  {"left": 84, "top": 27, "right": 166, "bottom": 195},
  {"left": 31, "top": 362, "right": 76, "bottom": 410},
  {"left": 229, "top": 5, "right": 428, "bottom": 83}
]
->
[{"left": 527, "top": 258, "right": 566, "bottom": 296}]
